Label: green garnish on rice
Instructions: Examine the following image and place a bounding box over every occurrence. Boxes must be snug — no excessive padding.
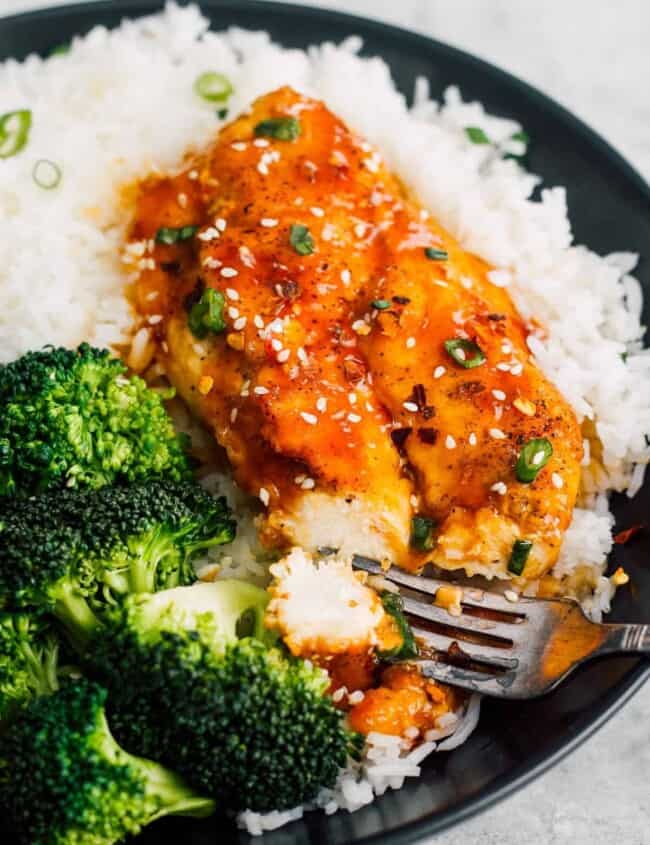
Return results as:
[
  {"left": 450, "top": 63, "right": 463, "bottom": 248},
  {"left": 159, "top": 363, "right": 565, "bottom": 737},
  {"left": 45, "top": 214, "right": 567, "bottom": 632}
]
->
[
  {"left": 0, "top": 109, "right": 32, "bottom": 159},
  {"left": 289, "top": 223, "right": 315, "bottom": 255},
  {"left": 193, "top": 71, "right": 233, "bottom": 103},
  {"left": 254, "top": 116, "right": 302, "bottom": 141}
]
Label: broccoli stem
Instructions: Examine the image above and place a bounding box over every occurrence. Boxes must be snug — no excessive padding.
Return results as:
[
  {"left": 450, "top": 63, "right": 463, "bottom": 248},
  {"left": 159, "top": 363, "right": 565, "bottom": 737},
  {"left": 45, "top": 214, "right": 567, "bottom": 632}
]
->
[
  {"left": 53, "top": 581, "right": 102, "bottom": 650},
  {"left": 19, "top": 637, "right": 59, "bottom": 696},
  {"left": 96, "top": 709, "right": 216, "bottom": 820}
]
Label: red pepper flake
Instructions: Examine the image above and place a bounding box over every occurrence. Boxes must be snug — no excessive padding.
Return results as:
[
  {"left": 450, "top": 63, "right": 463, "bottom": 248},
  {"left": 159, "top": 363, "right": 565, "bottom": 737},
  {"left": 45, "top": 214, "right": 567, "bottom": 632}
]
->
[{"left": 614, "top": 524, "right": 645, "bottom": 545}]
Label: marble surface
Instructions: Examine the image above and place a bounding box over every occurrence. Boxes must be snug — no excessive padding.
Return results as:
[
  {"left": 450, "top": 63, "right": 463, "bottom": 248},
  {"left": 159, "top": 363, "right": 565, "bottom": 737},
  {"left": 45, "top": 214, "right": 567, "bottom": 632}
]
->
[{"left": 2, "top": 2, "right": 649, "bottom": 843}]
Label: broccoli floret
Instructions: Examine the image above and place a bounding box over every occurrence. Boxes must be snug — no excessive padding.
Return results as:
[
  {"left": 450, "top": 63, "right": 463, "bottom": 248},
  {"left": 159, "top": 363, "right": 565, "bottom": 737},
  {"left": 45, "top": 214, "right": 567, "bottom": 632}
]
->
[
  {"left": 90, "top": 581, "right": 362, "bottom": 813},
  {"left": 0, "top": 679, "right": 215, "bottom": 845},
  {"left": 0, "top": 481, "right": 236, "bottom": 648},
  {"left": 0, "top": 613, "right": 60, "bottom": 727},
  {"left": 0, "top": 343, "right": 191, "bottom": 497}
]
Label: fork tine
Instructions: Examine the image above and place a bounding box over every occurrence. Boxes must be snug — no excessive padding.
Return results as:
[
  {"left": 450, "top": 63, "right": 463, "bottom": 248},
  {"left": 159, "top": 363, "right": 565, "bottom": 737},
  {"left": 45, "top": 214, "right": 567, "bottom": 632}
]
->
[
  {"left": 416, "top": 659, "right": 518, "bottom": 699},
  {"left": 400, "top": 595, "right": 522, "bottom": 643},
  {"left": 411, "top": 625, "right": 519, "bottom": 668},
  {"left": 352, "top": 555, "right": 529, "bottom": 616}
]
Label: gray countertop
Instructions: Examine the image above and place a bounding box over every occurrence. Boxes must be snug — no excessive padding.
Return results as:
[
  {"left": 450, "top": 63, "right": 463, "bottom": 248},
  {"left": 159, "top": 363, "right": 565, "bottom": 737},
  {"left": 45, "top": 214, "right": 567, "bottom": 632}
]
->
[{"left": 3, "top": 1, "right": 649, "bottom": 843}]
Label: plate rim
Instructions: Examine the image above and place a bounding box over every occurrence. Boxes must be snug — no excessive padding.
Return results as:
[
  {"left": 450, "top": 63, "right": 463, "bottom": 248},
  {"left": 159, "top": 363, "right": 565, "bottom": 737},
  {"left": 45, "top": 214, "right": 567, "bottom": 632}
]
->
[{"left": 1, "top": 2, "right": 648, "bottom": 842}]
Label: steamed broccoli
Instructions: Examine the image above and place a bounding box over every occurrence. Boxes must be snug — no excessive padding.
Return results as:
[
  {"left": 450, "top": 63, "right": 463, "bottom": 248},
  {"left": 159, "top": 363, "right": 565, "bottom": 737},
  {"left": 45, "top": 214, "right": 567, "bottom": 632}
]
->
[
  {"left": 0, "top": 613, "right": 60, "bottom": 727},
  {"left": 0, "top": 343, "right": 191, "bottom": 497},
  {"left": 0, "top": 480, "right": 236, "bottom": 648},
  {"left": 0, "top": 679, "right": 215, "bottom": 845},
  {"left": 90, "top": 581, "right": 362, "bottom": 813}
]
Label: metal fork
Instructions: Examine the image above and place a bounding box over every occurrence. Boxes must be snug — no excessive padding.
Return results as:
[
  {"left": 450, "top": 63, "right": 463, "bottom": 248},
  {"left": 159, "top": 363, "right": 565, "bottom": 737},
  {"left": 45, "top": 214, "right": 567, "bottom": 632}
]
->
[{"left": 354, "top": 556, "right": 650, "bottom": 699}]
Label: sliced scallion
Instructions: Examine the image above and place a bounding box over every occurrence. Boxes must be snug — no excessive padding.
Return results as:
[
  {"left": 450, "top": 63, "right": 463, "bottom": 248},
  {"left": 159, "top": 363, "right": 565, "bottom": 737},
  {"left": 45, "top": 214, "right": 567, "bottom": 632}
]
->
[
  {"left": 508, "top": 539, "right": 533, "bottom": 576},
  {"left": 289, "top": 224, "right": 314, "bottom": 256},
  {"left": 410, "top": 515, "right": 436, "bottom": 552},
  {"left": 465, "top": 126, "right": 491, "bottom": 145},
  {"left": 371, "top": 299, "right": 391, "bottom": 310},
  {"left": 32, "top": 159, "right": 62, "bottom": 190},
  {"left": 155, "top": 225, "right": 199, "bottom": 246},
  {"left": 425, "top": 247, "right": 448, "bottom": 261},
  {"left": 49, "top": 43, "right": 70, "bottom": 57},
  {"left": 378, "top": 592, "right": 419, "bottom": 662},
  {"left": 193, "top": 72, "right": 233, "bottom": 103},
  {"left": 254, "top": 117, "right": 301, "bottom": 141},
  {"left": 444, "top": 338, "right": 486, "bottom": 369},
  {"left": 0, "top": 110, "right": 32, "bottom": 159},
  {"left": 510, "top": 130, "right": 530, "bottom": 145},
  {"left": 188, "top": 288, "right": 226, "bottom": 339},
  {"left": 515, "top": 438, "right": 553, "bottom": 483}
]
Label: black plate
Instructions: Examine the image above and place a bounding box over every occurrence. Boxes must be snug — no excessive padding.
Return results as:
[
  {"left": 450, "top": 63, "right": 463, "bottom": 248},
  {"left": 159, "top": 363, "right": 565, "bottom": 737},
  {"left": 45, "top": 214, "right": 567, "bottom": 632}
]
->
[{"left": 1, "top": 2, "right": 649, "bottom": 843}]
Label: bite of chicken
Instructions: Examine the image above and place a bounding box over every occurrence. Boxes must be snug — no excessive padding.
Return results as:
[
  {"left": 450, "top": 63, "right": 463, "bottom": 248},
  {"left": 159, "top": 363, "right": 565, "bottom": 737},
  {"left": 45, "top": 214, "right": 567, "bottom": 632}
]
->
[{"left": 128, "top": 86, "right": 582, "bottom": 582}]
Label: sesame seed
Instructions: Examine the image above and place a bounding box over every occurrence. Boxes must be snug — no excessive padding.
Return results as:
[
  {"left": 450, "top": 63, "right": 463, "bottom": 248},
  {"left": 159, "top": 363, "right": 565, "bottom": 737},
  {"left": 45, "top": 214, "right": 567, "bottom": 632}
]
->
[
  {"left": 510, "top": 363, "right": 524, "bottom": 376},
  {"left": 332, "top": 687, "right": 347, "bottom": 703},
  {"left": 177, "top": 192, "right": 188, "bottom": 208},
  {"left": 504, "top": 589, "right": 519, "bottom": 603},
  {"left": 221, "top": 267, "right": 238, "bottom": 278},
  {"left": 260, "top": 217, "right": 278, "bottom": 228},
  {"left": 340, "top": 268, "right": 351, "bottom": 285},
  {"left": 253, "top": 138, "right": 270, "bottom": 148},
  {"left": 513, "top": 397, "right": 536, "bottom": 416},
  {"left": 501, "top": 342, "right": 512, "bottom": 354},
  {"left": 496, "top": 363, "right": 511, "bottom": 372},
  {"left": 404, "top": 726, "right": 419, "bottom": 740},
  {"left": 354, "top": 222, "right": 366, "bottom": 238},
  {"left": 532, "top": 450, "right": 546, "bottom": 466},
  {"left": 490, "top": 481, "right": 507, "bottom": 495},
  {"left": 240, "top": 380, "right": 250, "bottom": 397},
  {"left": 259, "top": 487, "right": 270, "bottom": 506},
  {"left": 494, "top": 405, "right": 503, "bottom": 420},
  {"left": 147, "top": 314, "right": 162, "bottom": 325},
  {"left": 468, "top": 432, "right": 478, "bottom": 446},
  {"left": 225, "top": 288, "right": 239, "bottom": 301},
  {"left": 239, "top": 245, "right": 255, "bottom": 267},
  {"left": 434, "top": 365, "right": 446, "bottom": 379},
  {"left": 297, "top": 347, "right": 308, "bottom": 363},
  {"left": 348, "top": 690, "right": 365, "bottom": 705},
  {"left": 301, "top": 477, "right": 316, "bottom": 490},
  {"left": 227, "top": 307, "right": 239, "bottom": 319},
  {"left": 271, "top": 338, "right": 283, "bottom": 352},
  {"left": 145, "top": 290, "right": 159, "bottom": 301},
  {"left": 202, "top": 256, "right": 221, "bottom": 269},
  {"left": 406, "top": 337, "right": 416, "bottom": 349},
  {"left": 552, "top": 472, "right": 564, "bottom": 489},
  {"left": 310, "top": 206, "right": 325, "bottom": 217},
  {"left": 445, "top": 434, "right": 456, "bottom": 449},
  {"left": 492, "top": 389, "right": 506, "bottom": 401},
  {"left": 348, "top": 393, "right": 357, "bottom": 405},
  {"left": 294, "top": 474, "right": 306, "bottom": 485},
  {"left": 253, "top": 315, "right": 264, "bottom": 329},
  {"left": 487, "top": 269, "right": 512, "bottom": 287},
  {"left": 188, "top": 169, "right": 199, "bottom": 180},
  {"left": 231, "top": 141, "right": 247, "bottom": 151},
  {"left": 300, "top": 411, "right": 318, "bottom": 425},
  {"left": 233, "top": 317, "right": 247, "bottom": 331},
  {"left": 198, "top": 227, "right": 219, "bottom": 242},
  {"left": 403, "top": 401, "right": 419, "bottom": 412},
  {"left": 460, "top": 276, "right": 473, "bottom": 289},
  {"left": 253, "top": 386, "right": 269, "bottom": 395},
  {"left": 347, "top": 413, "right": 362, "bottom": 423},
  {"left": 193, "top": 343, "right": 206, "bottom": 356},
  {"left": 316, "top": 397, "right": 328, "bottom": 413},
  {"left": 215, "top": 217, "right": 227, "bottom": 232},
  {"left": 489, "top": 428, "right": 506, "bottom": 440},
  {"left": 277, "top": 349, "right": 290, "bottom": 363},
  {"left": 331, "top": 410, "right": 345, "bottom": 420},
  {"left": 230, "top": 407, "right": 238, "bottom": 423}
]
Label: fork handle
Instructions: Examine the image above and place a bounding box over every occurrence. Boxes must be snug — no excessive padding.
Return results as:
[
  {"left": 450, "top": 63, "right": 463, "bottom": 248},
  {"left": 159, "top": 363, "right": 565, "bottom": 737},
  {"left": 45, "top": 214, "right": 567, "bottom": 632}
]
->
[{"left": 600, "top": 623, "right": 650, "bottom": 655}]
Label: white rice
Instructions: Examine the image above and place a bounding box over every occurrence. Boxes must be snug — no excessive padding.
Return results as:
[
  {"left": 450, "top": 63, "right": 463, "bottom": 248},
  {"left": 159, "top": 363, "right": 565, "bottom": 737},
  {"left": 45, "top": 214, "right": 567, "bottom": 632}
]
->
[{"left": 1, "top": 2, "right": 647, "bottom": 833}]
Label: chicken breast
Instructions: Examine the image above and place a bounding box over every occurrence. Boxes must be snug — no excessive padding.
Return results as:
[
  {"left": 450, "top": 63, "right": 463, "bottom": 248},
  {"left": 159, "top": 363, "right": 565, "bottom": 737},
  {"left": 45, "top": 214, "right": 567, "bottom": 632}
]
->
[{"left": 128, "top": 86, "right": 582, "bottom": 582}]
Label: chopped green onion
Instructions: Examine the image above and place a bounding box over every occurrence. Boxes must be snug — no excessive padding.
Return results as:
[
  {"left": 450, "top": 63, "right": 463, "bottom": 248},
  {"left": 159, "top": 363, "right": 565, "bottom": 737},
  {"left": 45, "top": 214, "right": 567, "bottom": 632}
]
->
[
  {"left": 254, "top": 117, "right": 301, "bottom": 141},
  {"left": 510, "top": 130, "right": 530, "bottom": 145},
  {"left": 289, "top": 224, "right": 314, "bottom": 256},
  {"left": 444, "top": 338, "right": 486, "bottom": 369},
  {"left": 193, "top": 72, "right": 233, "bottom": 103},
  {"left": 425, "top": 247, "right": 448, "bottom": 261},
  {"left": 371, "top": 299, "right": 391, "bottom": 310},
  {"left": 0, "top": 110, "right": 32, "bottom": 159},
  {"left": 155, "top": 225, "right": 199, "bottom": 246},
  {"left": 465, "top": 126, "right": 491, "bottom": 145},
  {"left": 377, "top": 591, "right": 419, "bottom": 662},
  {"left": 515, "top": 438, "right": 553, "bottom": 483},
  {"left": 508, "top": 539, "right": 533, "bottom": 576},
  {"left": 410, "top": 515, "right": 436, "bottom": 552},
  {"left": 217, "top": 108, "right": 229, "bottom": 120},
  {"left": 32, "top": 159, "right": 62, "bottom": 190},
  {"left": 49, "top": 43, "right": 70, "bottom": 57},
  {"left": 188, "top": 288, "right": 226, "bottom": 339}
]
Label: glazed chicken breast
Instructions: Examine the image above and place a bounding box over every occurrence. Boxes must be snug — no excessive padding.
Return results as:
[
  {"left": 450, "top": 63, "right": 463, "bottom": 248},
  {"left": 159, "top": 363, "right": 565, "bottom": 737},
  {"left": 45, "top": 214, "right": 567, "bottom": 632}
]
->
[{"left": 128, "top": 86, "right": 582, "bottom": 582}]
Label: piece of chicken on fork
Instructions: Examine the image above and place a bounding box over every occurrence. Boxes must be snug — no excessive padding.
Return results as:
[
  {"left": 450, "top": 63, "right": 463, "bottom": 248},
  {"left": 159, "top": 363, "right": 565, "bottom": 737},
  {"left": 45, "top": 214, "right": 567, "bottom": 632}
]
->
[{"left": 128, "top": 86, "right": 582, "bottom": 583}]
